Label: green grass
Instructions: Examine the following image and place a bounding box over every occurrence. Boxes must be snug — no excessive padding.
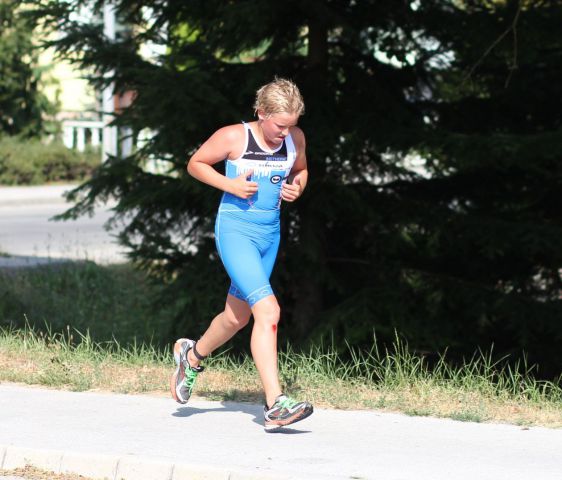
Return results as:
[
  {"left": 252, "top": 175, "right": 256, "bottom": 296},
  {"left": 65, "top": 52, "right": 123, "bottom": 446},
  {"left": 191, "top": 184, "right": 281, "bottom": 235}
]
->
[
  {"left": 1, "top": 324, "right": 562, "bottom": 427},
  {"left": 0, "top": 261, "right": 174, "bottom": 346},
  {"left": 1, "top": 261, "right": 562, "bottom": 427}
]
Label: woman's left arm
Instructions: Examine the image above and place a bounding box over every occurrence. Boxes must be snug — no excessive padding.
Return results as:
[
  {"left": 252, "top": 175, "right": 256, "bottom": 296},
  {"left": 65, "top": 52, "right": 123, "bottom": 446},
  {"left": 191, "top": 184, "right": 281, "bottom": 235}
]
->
[{"left": 281, "top": 127, "right": 308, "bottom": 203}]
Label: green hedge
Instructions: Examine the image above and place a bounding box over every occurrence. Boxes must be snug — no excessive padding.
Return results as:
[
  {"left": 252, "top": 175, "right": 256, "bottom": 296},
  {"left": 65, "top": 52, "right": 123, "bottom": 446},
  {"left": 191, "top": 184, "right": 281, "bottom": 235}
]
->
[{"left": 0, "top": 136, "right": 101, "bottom": 185}]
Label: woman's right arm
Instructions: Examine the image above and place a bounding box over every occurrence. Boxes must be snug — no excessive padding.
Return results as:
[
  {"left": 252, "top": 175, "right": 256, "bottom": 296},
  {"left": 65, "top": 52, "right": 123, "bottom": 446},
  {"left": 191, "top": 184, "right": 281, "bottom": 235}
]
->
[{"left": 187, "top": 125, "right": 258, "bottom": 199}]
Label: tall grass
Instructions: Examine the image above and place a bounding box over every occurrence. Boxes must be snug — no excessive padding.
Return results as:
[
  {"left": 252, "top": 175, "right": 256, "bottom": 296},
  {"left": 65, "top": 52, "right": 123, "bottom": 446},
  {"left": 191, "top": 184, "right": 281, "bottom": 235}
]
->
[
  {"left": 274, "top": 336, "right": 562, "bottom": 405},
  {"left": 0, "top": 322, "right": 170, "bottom": 393},
  {"left": 1, "top": 261, "right": 561, "bottom": 426},
  {"left": 0, "top": 262, "right": 174, "bottom": 346},
  {"left": 1, "top": 323, "right": 562, "bottom": 426},
  {"left": 0, "top": 320, "right": 168, "bottom": 367}
]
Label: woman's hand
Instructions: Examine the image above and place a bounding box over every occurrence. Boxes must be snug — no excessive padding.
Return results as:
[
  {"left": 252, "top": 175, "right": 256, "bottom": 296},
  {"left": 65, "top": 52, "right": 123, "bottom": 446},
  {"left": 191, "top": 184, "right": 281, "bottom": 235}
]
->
[
  {"left": 281, "top": 175, "right": 304, "bottom": 202},
  {"left": 229, "top": 170, "right": 258, "bottom": 199}
]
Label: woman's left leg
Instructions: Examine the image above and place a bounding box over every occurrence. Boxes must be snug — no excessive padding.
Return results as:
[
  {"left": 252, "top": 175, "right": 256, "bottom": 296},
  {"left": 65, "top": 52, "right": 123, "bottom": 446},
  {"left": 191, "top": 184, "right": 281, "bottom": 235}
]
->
[
  {"left": 250, "top": 294, "right": 282, "bottom": 408},
  {"left": 248, "top": 232, "right": 283, "bottom": 407}
]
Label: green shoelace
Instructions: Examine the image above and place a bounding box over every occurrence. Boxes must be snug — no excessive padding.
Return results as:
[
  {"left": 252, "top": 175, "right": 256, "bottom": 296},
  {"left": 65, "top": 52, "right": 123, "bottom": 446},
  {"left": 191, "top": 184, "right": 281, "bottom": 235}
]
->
[
  {"left": 276, "top": 396, "right": 298, "bottom": 409},
  {"left": 184, "top": 368, "right": 199, "bottom": 393}
]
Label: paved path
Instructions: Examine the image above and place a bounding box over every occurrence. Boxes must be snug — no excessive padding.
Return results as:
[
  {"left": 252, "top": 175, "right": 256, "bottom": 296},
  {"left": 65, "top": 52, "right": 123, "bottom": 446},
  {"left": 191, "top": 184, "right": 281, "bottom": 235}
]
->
[
  {"left": 0, "top": 185, "right": 77, "bottom": 207},
  {"left": 1, "top": 384, "right": 561, "bottom": 480},
  {"left": 0, "top": 185, "right": 125, "bottom": 265}
]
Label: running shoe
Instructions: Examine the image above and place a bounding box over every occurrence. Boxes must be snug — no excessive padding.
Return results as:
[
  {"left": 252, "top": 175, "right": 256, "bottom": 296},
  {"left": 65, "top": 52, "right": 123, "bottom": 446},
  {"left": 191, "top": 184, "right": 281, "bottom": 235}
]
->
[
  {"left": 170, "top": 338, "right": 204, "bottom": 404},
  {"left": 263, "top": 394, "right": 313, "bottom": 432}
]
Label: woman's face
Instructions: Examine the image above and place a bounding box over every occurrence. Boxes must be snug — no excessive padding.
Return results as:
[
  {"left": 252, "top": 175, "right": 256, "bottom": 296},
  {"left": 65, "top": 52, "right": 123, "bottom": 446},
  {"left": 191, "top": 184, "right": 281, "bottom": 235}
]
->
[{"left": 258, "top": 110, "right": 300, "bottom": 146}]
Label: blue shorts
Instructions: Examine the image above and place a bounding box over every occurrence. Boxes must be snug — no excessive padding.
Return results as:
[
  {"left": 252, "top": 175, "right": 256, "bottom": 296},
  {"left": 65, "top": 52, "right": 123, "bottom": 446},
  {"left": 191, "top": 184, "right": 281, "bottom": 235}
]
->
[{"left": 214, "top": 210, "right": 280, "bottom": 307}]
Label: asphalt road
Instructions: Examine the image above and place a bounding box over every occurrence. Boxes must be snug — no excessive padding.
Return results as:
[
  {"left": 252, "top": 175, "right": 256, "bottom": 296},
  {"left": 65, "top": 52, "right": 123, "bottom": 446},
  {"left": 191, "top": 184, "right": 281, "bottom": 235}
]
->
[
  {"left": 0, "top": 185, "right": 126, "bottom": 265},
  {"left": 1, "top": 383, "right": 562, "bottom": 480}
]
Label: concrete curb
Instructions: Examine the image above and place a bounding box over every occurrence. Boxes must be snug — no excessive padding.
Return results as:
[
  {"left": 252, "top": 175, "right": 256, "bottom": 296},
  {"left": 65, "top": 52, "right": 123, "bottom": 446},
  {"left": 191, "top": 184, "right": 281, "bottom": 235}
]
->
[{"left": 0, "top": 444, "right": 304, "bottom": 480}]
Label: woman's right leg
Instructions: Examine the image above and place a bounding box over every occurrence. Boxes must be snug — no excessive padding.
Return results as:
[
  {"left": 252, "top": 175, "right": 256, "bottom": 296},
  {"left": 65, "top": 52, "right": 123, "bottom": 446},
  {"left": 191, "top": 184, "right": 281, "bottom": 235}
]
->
[
  {"left": 170, "top": 294, "right": 250, "bottom": 404},
  {"left": 186, "top": 294, "right": 251, "bottom": 367}
]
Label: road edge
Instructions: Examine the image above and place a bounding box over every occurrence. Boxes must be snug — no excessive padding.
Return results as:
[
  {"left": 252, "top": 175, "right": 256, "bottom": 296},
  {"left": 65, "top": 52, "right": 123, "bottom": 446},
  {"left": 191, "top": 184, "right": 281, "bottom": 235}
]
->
[{"left": 0, "top": 444, "right": 301, "bottom": 480}]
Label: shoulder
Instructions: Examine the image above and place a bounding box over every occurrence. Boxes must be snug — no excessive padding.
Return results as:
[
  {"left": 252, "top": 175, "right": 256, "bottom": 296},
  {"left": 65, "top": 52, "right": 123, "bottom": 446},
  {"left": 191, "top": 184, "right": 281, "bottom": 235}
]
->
[
  {"left": 203, "top": 124, "right": 246, "bottom": 159},
  {"left": 210, "top": 123, "right": 245, "bottom": 144},
  {"left": 206, "top": 123, "right": 246, "bottom": 160}
]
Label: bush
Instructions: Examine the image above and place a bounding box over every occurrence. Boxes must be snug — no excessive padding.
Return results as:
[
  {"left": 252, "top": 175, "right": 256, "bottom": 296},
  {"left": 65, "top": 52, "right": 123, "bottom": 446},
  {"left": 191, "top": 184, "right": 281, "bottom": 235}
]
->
[{"left": 0, "top": 136, "right": 100, "bottom": 185}]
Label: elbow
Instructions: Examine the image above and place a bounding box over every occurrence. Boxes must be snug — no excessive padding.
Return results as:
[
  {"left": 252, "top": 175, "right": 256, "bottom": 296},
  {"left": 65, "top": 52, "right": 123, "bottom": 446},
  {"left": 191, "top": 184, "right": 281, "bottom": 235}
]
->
[{"left": 186, "top": 158, "right": 195, "bottom": 177}]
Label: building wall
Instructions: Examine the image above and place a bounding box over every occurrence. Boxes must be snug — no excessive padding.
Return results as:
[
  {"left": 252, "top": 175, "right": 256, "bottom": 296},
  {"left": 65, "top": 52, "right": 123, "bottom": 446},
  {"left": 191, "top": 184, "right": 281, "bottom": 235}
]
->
[{"left": 38, "top": 45, "right": 99, "bottom": 121}]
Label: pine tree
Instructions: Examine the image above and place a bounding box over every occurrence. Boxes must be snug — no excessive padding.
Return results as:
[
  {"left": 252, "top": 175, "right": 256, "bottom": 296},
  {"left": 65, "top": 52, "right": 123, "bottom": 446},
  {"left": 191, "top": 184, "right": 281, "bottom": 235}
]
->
[{"left": 27, "top": 0, "right": 562, "bottom": 376}]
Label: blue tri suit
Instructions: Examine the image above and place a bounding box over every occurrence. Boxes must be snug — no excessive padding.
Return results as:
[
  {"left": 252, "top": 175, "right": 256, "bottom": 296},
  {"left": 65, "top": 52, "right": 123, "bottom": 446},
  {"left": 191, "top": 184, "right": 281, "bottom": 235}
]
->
[{"left": 215, "top": 122, "right": 297, "bottom": 307}]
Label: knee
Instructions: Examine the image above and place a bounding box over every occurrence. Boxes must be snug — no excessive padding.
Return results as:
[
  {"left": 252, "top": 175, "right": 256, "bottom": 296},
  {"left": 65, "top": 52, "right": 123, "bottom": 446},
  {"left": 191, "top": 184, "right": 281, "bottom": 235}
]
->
[
  {"left": 254, "top": 300, "right": 280, "bottom": 326},
  {"left": 223, "top": 310, "right": 250, "bottom": 331}
]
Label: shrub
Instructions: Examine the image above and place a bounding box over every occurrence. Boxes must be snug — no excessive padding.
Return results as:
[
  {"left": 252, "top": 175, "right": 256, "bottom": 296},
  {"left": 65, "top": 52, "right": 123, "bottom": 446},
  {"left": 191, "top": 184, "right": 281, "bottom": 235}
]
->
[{"left": 0, "top": 136, "right": 100, "bottom": 185}]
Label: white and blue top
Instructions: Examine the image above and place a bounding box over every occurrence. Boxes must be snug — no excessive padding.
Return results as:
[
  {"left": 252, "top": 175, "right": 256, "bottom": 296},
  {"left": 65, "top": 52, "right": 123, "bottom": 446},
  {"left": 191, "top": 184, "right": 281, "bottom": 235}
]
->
[{"left": 218, "top": 122, "right": 297, "bottom": 225}]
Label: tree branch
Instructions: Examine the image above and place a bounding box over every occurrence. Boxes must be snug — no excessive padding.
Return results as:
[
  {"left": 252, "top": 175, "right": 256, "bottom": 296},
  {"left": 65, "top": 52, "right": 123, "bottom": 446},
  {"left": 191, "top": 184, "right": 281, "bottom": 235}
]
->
[{"left": 462, "top": 0, "right": 523, "bottom": 88}]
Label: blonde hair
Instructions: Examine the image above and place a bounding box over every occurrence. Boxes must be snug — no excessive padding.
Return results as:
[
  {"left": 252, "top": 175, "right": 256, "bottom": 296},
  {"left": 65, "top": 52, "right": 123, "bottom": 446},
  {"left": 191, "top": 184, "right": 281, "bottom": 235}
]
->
[{"left": 253, "top": 78, "right": 305, "bottom": 117}]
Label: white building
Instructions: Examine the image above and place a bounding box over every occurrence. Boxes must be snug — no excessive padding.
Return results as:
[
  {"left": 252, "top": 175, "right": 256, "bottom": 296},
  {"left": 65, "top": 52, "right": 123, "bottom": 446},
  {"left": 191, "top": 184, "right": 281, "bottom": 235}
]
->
[{"left": 37, "top": 4, "right": 130, "bottom": 161}]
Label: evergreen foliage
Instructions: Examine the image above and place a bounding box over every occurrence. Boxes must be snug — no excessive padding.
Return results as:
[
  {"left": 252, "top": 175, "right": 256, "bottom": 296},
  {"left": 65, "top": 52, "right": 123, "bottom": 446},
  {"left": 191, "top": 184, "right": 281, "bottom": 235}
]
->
[
  {"left": 26, "top": 0, "right": 562, "bottom": 376},
  {"left": 0, "top": 0, "right": 56, "bottom": 136}
]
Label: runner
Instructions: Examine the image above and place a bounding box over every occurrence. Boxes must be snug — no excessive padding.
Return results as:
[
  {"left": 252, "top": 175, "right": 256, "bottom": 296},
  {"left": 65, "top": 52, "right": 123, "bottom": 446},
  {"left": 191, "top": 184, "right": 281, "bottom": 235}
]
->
[{"left": 170, "top": 78, "right": 313, "bottom": 431}]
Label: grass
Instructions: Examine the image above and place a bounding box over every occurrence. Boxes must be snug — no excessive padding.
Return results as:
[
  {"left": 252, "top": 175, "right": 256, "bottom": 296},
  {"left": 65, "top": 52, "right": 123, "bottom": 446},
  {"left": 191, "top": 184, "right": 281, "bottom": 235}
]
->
[
  {"left": 0, "top": 262, "right": 174, "bottom": 346},
  {"left": 1, "top": 324, "right": 562, "bottom": 428},
  {"left": 1, "top": 260, "right": 561, "bottom": 428}
]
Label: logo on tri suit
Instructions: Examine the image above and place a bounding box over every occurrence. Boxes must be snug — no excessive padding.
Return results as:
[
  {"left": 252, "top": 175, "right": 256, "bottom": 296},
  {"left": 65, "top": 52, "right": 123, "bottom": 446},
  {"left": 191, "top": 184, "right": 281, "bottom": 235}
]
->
[{"left": 270, "top": 175, "right": 282, "bottom": 184}]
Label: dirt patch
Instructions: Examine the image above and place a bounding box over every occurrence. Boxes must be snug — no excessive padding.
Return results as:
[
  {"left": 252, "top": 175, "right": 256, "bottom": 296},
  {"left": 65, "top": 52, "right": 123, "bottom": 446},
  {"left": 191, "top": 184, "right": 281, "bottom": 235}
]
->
[{"left": 0, "top": 465, "right": 98, "bottom": 480}]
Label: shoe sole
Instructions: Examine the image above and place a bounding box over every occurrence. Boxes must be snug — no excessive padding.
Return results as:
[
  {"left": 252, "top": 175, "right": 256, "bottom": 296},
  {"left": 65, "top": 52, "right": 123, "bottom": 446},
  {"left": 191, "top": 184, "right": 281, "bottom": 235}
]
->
[
  {"left": 170, "top": 338, "right": 190, "bottom": 404},
  {"left": 264, "top": 405, "right": 314, "bottom": 432}
]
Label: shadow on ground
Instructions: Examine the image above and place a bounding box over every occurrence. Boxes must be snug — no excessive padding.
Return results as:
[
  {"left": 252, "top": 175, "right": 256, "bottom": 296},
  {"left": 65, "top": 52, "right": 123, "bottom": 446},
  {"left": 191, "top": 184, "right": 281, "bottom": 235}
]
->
[{"left": 172, "top": 400, "right": 311, "bottom": 434}]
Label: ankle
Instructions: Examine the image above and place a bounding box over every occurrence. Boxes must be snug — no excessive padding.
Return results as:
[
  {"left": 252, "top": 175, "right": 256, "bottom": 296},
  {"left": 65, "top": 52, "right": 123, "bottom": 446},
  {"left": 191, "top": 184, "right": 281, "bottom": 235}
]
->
[
  {"left": 266, "top": 392, "right": 283, "bottom": 409},
  {"left": 187, "top": 349, "right": 200, "bottom": 368}
]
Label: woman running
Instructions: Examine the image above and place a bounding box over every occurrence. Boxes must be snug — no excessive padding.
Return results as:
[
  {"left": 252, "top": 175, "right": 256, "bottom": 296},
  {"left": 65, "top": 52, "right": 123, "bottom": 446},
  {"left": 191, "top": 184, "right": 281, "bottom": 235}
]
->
[{"left": 170, "top": 78, "right": 313, "bottom": 431}]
